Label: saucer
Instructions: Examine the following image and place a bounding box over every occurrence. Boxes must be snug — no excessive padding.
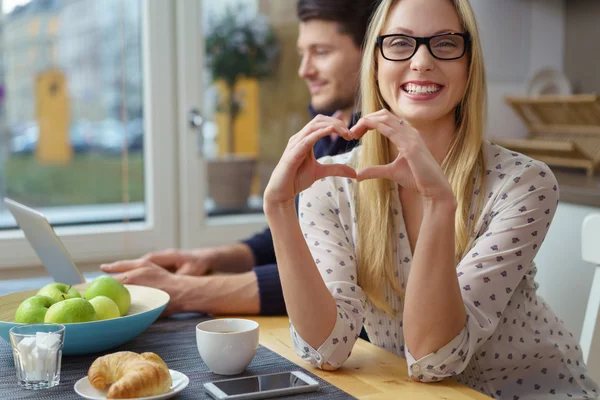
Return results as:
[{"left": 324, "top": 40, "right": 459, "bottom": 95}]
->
[{"left": 74, "top": 369, "right": 189, "bottom": 400}]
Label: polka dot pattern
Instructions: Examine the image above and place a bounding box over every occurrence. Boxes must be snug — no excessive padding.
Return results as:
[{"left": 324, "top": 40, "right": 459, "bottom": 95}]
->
[{"left": 290, "top": 141, "right": 599, "bottom": 398}]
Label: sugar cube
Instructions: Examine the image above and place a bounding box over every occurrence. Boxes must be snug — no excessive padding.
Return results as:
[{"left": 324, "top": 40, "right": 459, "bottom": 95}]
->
[
  {"left": 36, "top": 332, "right": 60, "bottom": 349},
  {"left": 16, "top": 336, "right": 36, "bottom": 357}
]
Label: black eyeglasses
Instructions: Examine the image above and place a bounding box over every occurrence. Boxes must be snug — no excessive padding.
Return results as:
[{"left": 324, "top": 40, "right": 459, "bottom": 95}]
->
[{"left": 376, "top": 32, "right": 470, "bottom": 61}]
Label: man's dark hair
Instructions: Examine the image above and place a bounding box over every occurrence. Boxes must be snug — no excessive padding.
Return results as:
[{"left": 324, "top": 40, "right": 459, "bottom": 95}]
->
[{"left": 297, "top": 0, "right": 380, "bottom": 48}]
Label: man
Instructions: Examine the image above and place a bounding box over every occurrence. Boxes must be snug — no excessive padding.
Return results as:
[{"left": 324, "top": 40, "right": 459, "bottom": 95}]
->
[{"left": 101, "top": 0, "right": 378, "bottom": 317}]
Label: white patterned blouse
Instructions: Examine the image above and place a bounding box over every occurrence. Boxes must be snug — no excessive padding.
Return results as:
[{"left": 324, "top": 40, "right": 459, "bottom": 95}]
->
[{"left": 291, "top": 141, "right": 599, "bottom": 399}]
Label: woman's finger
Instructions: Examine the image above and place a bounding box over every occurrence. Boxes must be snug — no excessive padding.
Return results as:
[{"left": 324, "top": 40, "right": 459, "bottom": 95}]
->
[
  {"left": 289, "top": 119, "right": 352, "bottom": 147},
  {"left": 314, "top": 114, "right": 349, "bottom": 128},
  {"left": 350, "top": 109, "right": 406, "bottom": 138},
  {"left": 303, "top": 115, "right": 349, "bottom": 138},
  {"left": 280, "top": 126, "right": 334, "bottom": 170},
  {"left": 312, "top": 117, "right": 352, "bottom": 141},
  {"left": 316, "top": 163, "right": 357, "bottom": 180},
  {"left": 357, "top": 164, "right": 396, "bottom": 182},
  {"left": 347, "top": 117, "right": 372, "bottom": 140},
  {"left": 350, "top": 116, "right": 401, "bottom": 143},
  {"left": 294, "top": 125, "right": 351, "bottom": 155}
]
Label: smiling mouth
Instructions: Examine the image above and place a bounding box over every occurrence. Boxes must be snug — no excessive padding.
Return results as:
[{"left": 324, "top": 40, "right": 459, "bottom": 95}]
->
[
  {"left": 309, "top": 82, "right": 327, "bottom": 93},
  {"left": 401, "top": 83, "right": 443, "bottom": 95}
]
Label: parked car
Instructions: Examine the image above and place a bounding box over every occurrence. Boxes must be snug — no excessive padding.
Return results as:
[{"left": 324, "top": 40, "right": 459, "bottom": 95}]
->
[
  {"left": 69, "top": 120, "right": 95, "bottom": 154},
  {"left": 9, "top": 124, "right": 38, "bottom": 155},
  {"left": 126, "top": 118, "right": 144, "bottom": 153},
  {"left": 8, "top": 121, "right": 37, "bottom": 139},
  {"left": 87, "top": 118, "right": 144, "bottom": 155},
  {"left": 8, "top": 118, "right": 144, "bottom": 156}
]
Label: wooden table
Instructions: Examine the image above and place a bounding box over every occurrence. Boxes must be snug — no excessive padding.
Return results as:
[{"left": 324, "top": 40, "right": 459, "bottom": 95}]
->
[
  {"left": 0, "top": 275, "right": 491, "bottom": 399},
  {"left": 247, "top": 316, "right": 491, "bottom": 400}
]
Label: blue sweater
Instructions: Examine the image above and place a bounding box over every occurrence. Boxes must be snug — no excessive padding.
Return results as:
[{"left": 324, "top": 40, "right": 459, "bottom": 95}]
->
[{"left": 243, "top": 115, "right": 360, "bottom": 315}]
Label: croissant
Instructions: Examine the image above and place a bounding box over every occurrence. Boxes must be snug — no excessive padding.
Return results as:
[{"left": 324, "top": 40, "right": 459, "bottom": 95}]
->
[{"left": 88, "top": 351, "right": 172, "bottom": 399}]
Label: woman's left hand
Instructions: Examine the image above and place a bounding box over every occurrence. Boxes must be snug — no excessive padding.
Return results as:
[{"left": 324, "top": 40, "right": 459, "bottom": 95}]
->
[{"left": 351, "top": 110, "right": 453, "bottom": 202}]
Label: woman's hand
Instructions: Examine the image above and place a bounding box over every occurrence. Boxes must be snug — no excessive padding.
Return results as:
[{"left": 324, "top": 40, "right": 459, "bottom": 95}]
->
[
  {"left": 264, "top": 114, "right": 357, "bottom": 207},
  {"left": 351, "top": 110, "right": 454, "bottom": 202}
]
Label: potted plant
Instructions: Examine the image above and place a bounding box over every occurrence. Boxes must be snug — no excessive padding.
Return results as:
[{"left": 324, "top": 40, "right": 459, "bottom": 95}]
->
[{"left": 205, "top": 7, "right": 278, "bottom": 210}]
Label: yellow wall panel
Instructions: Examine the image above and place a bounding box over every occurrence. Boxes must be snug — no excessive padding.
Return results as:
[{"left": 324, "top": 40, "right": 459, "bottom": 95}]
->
[
  {"left": 215, "top": 78, "right": 259, "bottom": 156},
  {"left": 35, "top": 69, "right": 72, "bottom": 164}
]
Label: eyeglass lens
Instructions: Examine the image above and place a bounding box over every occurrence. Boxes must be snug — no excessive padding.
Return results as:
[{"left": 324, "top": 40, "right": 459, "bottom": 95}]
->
[{"left": 381, "top": 34, "right": 465, "bottom": 60}]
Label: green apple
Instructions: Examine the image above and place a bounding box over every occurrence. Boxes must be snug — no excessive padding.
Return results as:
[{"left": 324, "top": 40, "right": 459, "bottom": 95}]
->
[
  {"left": 84, "top": 276, "right": 131, "bottom": 316},
  {"left": 89, "top": 296, "right": 121, "bottom": 321},
  {"left": 44, "top": 298, "right": 97, "bottom": 323},
  {"left": 37, "top": 283, "right": 82, "bottom": 304},
  {"left": 14, "top": 295, "right": 55, "bottom": 324}
]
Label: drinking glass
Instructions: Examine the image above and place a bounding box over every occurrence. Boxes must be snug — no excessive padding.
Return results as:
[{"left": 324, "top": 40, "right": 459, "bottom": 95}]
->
[{"left": 9, "top": 323, "right": 65, "bottom": 390}]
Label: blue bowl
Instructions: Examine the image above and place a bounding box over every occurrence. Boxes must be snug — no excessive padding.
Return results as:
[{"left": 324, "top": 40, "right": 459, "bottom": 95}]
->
[{"left": 0, "top": 284, "right": 169, "bottom": 355}]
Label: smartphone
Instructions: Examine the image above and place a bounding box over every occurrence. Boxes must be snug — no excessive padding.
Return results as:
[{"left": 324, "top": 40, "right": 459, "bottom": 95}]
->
[{"left": 203, "top": 371, "right": 320, "bottom": 400}]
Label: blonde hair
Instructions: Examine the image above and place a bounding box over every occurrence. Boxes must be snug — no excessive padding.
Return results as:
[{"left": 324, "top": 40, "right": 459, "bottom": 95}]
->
[{"left": 355, "top": 0, "right": 487, "bottom": 314}]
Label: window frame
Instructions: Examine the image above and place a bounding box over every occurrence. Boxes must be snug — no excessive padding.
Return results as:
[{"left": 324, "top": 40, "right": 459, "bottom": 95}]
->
[
  {"left": 0, "top": 0, "right": 271, "bottom": 273},
  {"left": 0, "top": 0, "right": 178, "bottom": 270},
  {"left": 173, "top": 0, "right": 267, "bottom": 251}
]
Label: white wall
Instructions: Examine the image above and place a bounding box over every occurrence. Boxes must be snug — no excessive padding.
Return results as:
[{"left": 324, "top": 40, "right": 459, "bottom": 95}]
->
[
  {"left": 535, "top": 202, "right": 598, "bottom": 342},
  {"left": 472, "top": 0, "right": 600, "bottom": 344},
  {"left": 529, "top": 0, "right": 565, "bottom": 74},
  {"left": 472, "top": 0, "right": 565, "bottom": 140}
]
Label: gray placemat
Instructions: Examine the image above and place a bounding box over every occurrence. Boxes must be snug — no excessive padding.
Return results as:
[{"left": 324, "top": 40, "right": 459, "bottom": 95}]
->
[{"left": 0, "top": 314, "right": 356, "bottom": 399}]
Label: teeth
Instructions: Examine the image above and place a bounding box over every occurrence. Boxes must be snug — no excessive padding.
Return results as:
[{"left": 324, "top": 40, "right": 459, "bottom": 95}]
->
[{"left": 403, "top": 83, "right": 441, "bottom": 94}]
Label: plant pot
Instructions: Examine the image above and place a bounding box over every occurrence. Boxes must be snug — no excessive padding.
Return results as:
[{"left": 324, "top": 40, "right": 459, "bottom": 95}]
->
[{"left": 207, "top": 155, "right": 257, "bottom": 210}]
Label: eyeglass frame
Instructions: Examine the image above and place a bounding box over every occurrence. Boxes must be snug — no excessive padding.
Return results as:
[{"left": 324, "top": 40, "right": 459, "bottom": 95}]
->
[{"left": 376, "top": 32, "right": 471, "bottom": 62}]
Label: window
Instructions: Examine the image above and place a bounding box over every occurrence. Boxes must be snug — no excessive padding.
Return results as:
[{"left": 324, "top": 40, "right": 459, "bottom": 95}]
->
[
  {"left": 200, "top": 0, "right": 309, "bottom": 217},
  {"left": 0, "top": 0, "right": 177, "bottom": 270},
  {"left": 0, "top": 0, "right": 300, "bottom": 271},
  {"left": 0, "top": 0, "right": 144, "bottom": 228}
]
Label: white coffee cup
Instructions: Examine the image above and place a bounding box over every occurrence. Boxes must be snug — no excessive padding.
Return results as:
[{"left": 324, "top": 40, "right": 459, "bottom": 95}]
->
[{"left": 196, "top": 318, "right": 259, "bottom": 375}]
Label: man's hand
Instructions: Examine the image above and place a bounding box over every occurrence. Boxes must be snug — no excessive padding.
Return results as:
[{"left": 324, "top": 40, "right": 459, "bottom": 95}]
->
[
  {"left": 114, "top": 262, "right": 193, "bottom": 316},
  {"left": 101, "top": 248, "right": 216, "bottom": 277},
  {"left": 109, "top": 261, "right": 261, "bottom": 316}
]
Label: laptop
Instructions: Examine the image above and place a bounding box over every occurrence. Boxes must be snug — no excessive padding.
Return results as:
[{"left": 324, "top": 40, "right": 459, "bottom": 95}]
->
[{"left": 4, "top": 198, "right": 86, "bottom": 285}]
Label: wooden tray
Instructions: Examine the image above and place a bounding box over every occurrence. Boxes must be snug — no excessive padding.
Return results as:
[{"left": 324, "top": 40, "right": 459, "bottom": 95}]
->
[{"left": 493, "top": 95, "right": 600, "bottom": 176}]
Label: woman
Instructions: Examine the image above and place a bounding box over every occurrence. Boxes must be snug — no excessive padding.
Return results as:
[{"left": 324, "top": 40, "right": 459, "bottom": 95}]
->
[{"left": 264, "top": 0, "right": 599, "bottom": 398}]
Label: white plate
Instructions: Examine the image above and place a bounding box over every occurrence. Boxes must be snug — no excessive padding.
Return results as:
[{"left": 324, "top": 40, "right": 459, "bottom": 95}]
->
[
  {"left": 527, "top": 67, "right": 572, "bottom": 96},
  {"left": 74, "top": 369, "right": 189, "bottom": 400}
]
